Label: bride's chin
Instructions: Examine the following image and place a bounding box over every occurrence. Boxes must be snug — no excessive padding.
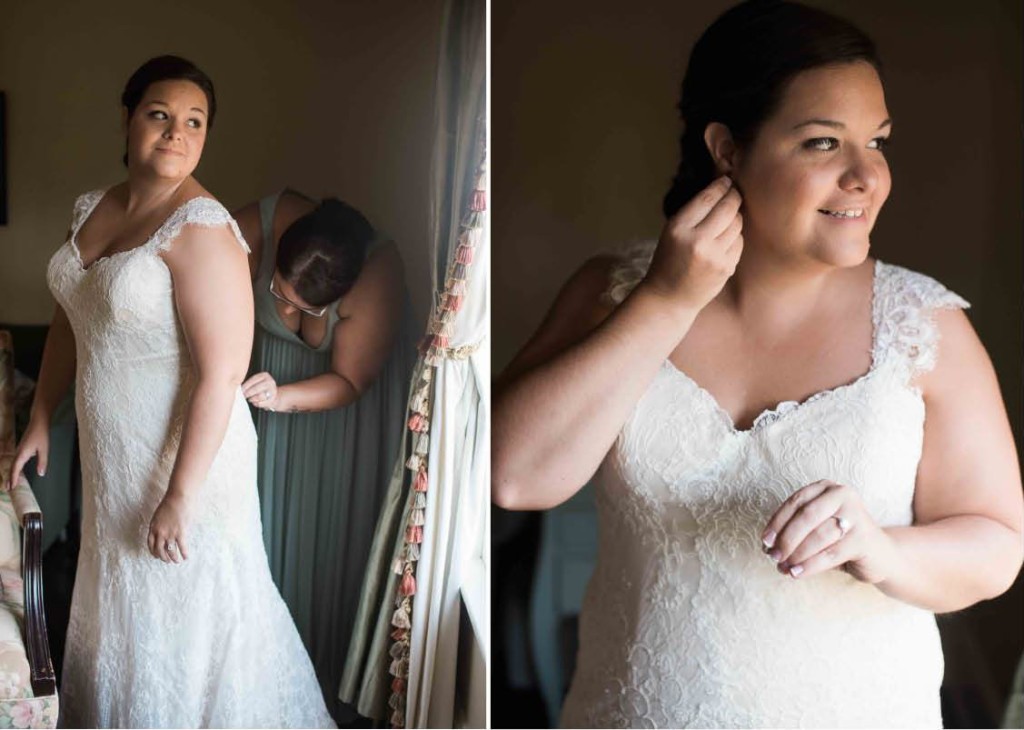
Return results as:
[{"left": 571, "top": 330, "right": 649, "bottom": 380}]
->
[{"left": 812, "top": 237, "right": 872, "bottom": 269}]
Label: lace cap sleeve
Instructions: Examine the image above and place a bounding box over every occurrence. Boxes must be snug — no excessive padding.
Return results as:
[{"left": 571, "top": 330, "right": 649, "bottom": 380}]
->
[
  {"left": 153, "top": 197, "right": 251, "bottom": 255},
  {"left": 70, "top": 190, "right": 106, "bottom": 234},
  {"left": 873, "top": 261, "right": 971, "bottom": 376},
  {"left": 603, "top": 239, "right": 658, "bottom": 306}
]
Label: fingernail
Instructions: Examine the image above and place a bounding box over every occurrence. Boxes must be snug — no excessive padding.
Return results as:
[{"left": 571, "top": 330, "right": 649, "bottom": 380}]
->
[
  {"left": 762, "top": 530, "right": 776, "bottom": 548},
  {"left": 789, "top": 565, "right": 804, "bottom": 578},
  {"left": 768, "top": 549, "right": 781, "bottom": 563}
]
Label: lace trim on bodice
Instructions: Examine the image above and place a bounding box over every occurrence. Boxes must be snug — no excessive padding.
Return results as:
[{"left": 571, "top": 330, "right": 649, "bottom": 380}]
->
[
  {"left": 603, "top": 239, "right": 970, "bottom": 382},
  {"left": 70, "top": 189, "right": 250, "bottom": 262}
]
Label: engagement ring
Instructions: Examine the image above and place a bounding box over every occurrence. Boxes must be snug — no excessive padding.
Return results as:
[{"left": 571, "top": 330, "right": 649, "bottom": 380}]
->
[{"left": 833, "top": 515, "right": 851, "bottom": 537}]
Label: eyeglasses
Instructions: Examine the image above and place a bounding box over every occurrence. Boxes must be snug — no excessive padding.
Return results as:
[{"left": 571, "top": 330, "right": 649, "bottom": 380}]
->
[{"left": 269, "top": 276, "right": 328, "bottom": 317}]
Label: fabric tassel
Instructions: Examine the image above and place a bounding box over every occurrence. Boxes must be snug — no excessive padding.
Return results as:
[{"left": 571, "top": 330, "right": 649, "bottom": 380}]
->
[
  {"left": 389, "top": 693, "right": 407, "bottom": 711},
  {"left": 415, "top": 432, "right": 429, "bottom": 455},
  {"left": 422, "top": 367, "right": 433, "bottom": 383},
  {"left": 444, "top": 293, "right": 464, "bottom": 312},
  {"left": 406, "top": 525, "right": 423, "bottom": 544},
  {"left": 389, "top": 641, "right": 406, "bottom": 659},
  {"left": 411, "top": 390, "right": 428, "bottom": 414},
  {"left": 433, "top": 309, "right": 455, "bottom": 330},
  {"left": 409, "top": 508, "right": 425, "bottom": 527},
  {"left": 390, "top": 709, "right": 404, "bottom": 727},
  {"left": 399, "top": 570, "right": 417, "bottom": 597},
  {"left": 450, "top": 263, "right": 467, "bottom": 280},
  {"left": 408, "top": 413, "right": 428, "bottom": 432},
  {"left": 406, "top": 454, "right": 422, "bottom": 471},
  {"left": 464, "top": 210, "right": 485, "bottom": 229},
  {"left": 413, "top": 468, "right": 428, "bottom": 492},
  {"left": 391, "top": 677, "right": 406, "bottom": 693},
  {"left": 466, "top": 225, "right": 485, "bottom": 248},
  {"left": 407, "top": 542, "right": 420, "bottom": 561},
  {"left": 471, "top": 189, "right": 486, "bottom": 211},
  {"left": 390, "top": 628, "right": 408, "bottom": 643},
  {"left": 392, "top": 557, "right": 405, "bottom": 575},
  {"left": 455, "top": 244, "right": 474, "bottom": 265},
  {"left": 436, "top": 319, "right": 455, "bottom": 338},
  {"left": 391, "top": 606, "right": 411, "bottom": 629},
  {"left": 389, "top": 657, "right": 408, "bottom": 677},
  {"left": 413, "top": 492, "right": 427, "bottom": 509}
]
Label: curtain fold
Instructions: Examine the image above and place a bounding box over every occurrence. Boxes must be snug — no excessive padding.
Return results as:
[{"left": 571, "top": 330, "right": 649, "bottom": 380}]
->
[{"left": 339, "top": 0, "right": 486, "bottom": 726}]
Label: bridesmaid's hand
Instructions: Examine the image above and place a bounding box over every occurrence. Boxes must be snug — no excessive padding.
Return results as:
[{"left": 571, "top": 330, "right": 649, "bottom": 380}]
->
[
  {"left": 761, "top": 479, "right": 897, "bottom": 584},
  {"left": 147, "top": 491, "right": 192, "bottom": 564},
  {"left": 242, "top": 371, "right": 281, "bottom": 411}
]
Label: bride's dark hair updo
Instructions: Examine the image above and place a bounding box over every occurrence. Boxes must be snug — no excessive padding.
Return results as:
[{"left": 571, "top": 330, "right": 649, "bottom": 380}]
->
[
  {"left": 120, "top": 55, "right": 217, "bottom": 166},
  {"left": 662, "top": 0, "right": 882, "bottom": 218},
  {"left": 277, "top": 199, "right": 375, "bottom": 307}
]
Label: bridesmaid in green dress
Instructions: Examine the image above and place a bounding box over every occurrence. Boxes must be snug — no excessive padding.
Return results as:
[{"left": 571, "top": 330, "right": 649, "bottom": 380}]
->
[{"left": 233, "top": 189, "right": 416, "bottom": 718}]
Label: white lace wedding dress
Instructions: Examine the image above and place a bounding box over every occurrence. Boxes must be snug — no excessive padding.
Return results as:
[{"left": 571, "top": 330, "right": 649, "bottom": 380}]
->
[
  {"left": 559, "top": 242, "right": 968, "bottom": 729},
  {"left": 48, "top": 190, "right": 335, "bottom": 728}
]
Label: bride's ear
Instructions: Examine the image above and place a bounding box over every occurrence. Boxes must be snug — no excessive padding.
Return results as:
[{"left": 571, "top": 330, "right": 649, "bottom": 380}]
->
[{"left": 704, "top": 122, "right": 738, "bottom": 176}]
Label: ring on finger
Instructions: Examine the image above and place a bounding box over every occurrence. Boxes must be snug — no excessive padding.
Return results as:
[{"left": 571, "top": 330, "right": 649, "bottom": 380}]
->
[
  {"left": 833, "top": 515, "right": 852, "bottom": 538},
  {"left": 264, "top": 390, "right": 271, "bottom": 400}
]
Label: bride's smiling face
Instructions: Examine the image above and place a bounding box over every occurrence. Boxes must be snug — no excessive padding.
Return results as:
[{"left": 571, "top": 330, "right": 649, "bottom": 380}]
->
[
  {"left": 730, "top": 61, "right": 892, "bottom": 268},
  {"left": 125, "top": 80, "right": 209, "bottom": 180}
]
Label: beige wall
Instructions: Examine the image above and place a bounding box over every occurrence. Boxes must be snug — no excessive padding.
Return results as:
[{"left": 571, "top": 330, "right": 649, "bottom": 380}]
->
[
  {"left": 0, "top": 0, "right": 443, "bottom": 326},
  {"left": 494, "top": 0, "right": 1022, "bottom": 720}
]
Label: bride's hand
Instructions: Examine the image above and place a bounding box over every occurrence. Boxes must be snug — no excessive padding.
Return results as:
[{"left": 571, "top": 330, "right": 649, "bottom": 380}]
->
[
  {"left": 761, "top": 479, "right": 896, "bottom": 584},
  {"left": 147, "top": 491, "right": 193, "bottom": 564},
  {"left": 641, "top": 175, "right": 744, "bottom": 313},
  {"left": 7, "top": 418, "right": 50, "bottom": 491},
  {"left": 242, "top": 371, "right": 282, "bottom": 411}
]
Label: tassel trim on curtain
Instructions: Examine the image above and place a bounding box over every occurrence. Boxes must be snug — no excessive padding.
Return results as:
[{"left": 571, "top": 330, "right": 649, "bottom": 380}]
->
[{"left": 386, "top": 160, "right": 487, "bottom": 729}]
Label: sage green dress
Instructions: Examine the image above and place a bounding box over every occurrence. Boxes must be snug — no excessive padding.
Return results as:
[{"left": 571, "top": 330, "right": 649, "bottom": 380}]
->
[{"left": 249, "top": 191, "right": 416, "bottom": 718}]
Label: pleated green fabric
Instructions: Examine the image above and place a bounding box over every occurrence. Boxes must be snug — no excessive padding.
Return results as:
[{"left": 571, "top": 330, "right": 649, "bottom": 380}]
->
[{"left": 248, "top": 191, "right": 416, "bottom": 718}]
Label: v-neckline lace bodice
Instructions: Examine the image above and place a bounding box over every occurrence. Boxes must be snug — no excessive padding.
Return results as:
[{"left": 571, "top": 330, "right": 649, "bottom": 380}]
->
[{"left": 560, "top": 241, "right": 969, "bottom": 729}]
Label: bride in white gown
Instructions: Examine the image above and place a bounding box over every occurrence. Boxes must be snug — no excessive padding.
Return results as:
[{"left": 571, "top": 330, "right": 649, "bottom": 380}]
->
[
  {"left": 10, "top": 56, "right": 334, "bottom": 727},
  {"left": 493, "top": 2, "right": 1023, "bottom": 728}
]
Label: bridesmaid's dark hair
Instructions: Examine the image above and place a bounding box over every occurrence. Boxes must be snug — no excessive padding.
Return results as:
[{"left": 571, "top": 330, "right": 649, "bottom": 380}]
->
[
  {"left": 120, "top": 55, "right": 217, "bottom": 166},
  {"left": 663, "top": 0, "right": 882, "bottom": 218},
  {"left": 277, "top": 199, "right": 375, "bottom": 307}
]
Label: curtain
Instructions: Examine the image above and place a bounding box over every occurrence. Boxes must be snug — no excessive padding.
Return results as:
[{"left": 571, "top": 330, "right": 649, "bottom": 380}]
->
[{"left": 339, "top": 0, "right": 486, "bottom": 726}]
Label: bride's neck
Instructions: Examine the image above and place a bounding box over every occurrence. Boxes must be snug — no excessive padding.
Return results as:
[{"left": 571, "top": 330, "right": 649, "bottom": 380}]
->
[
  {"left": 123, "top": 172, "right": 190, "bottom": 216},
  {"left": 722, "top": 247, "right": 839, "bottom": 331}
]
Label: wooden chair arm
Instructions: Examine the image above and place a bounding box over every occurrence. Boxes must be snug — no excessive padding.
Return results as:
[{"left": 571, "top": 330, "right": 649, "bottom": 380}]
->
[
  {"left": 10, "top": 481, "right": 55, "bottom": 698},
  {"left": 22, "top": 510, "right": 55, "bottom": 697}
]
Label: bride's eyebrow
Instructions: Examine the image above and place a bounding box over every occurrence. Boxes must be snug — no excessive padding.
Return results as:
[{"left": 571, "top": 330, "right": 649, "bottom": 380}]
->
[{"left": 792, "top": 118, "right": 893, "bottom": 131}]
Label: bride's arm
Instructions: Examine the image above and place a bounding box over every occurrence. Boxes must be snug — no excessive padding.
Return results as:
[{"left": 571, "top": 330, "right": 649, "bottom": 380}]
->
[
  {"left": 875, "top": 307, "right": 1023, "bottom": 611},
  {"left": 148, "top": 222, "right": 253, "bottom": 562},
  {"left": 9, "top": 302, "right": 76, "bottom": 485},
  {"left": 493, "top": 176, "right": 744, "bottom": 511},
  {"left": 764, "top": 307, "right": 1023, "bottom": 612}
]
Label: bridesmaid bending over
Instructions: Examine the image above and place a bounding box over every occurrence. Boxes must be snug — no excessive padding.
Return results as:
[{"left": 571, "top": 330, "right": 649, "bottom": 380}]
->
[{"left": 233, "top": 189, "right": 416, "bottom": 713}]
